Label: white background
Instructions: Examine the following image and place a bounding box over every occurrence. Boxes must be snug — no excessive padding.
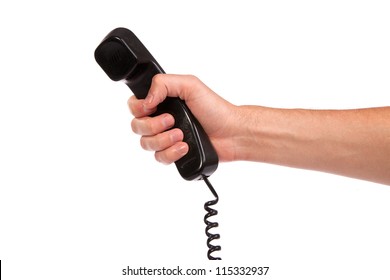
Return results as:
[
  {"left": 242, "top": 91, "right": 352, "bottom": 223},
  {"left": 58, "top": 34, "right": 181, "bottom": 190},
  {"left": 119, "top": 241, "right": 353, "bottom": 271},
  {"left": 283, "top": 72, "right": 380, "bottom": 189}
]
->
[{"left": 1, "top": 0, "right": 390, "bottom": 279}]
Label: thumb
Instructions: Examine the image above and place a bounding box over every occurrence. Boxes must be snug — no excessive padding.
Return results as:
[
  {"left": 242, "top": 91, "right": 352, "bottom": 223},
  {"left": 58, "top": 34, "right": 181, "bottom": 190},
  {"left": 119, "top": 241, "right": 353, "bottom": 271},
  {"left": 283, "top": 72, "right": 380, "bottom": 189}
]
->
[{"left": 143, "top": 74, "right": 203, "bottom": 110}]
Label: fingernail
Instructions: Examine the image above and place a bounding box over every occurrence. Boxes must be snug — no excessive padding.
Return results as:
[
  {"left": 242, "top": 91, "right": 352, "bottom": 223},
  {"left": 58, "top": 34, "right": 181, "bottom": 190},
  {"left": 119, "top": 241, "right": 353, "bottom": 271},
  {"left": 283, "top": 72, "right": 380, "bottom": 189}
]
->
[
  {"left": 162, "top": 114, "right": 174, "bottom": 128},
  {"left": 176, "top": 143, "right": 188, "bottom": 155},
  {"left": 142, "top": 103, "right": 153, "bottom": 113},
  {"left": 170, "top": 129, "right": 183, "bottom": 142},
  {"left": 145, "top": 93, "right": 154, "bottom": 105},
  {"left": 143, "top": 94, "right": 155, "bottom": 113}
]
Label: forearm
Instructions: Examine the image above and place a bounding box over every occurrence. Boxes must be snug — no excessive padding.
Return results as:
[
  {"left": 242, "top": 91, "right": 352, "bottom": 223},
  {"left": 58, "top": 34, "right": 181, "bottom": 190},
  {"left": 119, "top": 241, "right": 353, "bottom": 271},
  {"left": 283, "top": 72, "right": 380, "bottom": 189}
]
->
[{"left": 234, "top": 106, "right": 390, "bottom": 185}]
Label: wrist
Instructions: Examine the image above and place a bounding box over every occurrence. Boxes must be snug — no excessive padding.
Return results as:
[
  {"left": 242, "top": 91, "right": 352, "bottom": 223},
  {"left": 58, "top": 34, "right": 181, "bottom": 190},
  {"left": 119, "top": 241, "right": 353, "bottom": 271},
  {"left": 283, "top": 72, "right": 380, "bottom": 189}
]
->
[
  {"left": 232, "top": 105, "right": 297, "bottom": 164},
  {"left": 232, "top": 105, "right": 271, "bottom": 162}
]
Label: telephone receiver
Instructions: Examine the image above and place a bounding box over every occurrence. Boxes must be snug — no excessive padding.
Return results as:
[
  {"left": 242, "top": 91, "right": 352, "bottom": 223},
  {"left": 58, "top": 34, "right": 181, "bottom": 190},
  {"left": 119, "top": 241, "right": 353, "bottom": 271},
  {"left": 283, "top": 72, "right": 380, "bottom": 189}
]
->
[
  {"left": 94, "top": 27, "right": 218, "bottom": 181},
  {"left": 95, "top": 28, "right": 222, "bottom": 260}
]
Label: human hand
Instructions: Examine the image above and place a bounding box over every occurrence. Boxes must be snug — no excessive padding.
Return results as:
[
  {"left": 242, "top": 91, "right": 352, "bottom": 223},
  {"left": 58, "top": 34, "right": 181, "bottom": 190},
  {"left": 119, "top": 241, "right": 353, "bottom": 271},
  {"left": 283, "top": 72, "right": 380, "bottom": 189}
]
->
[
  {"left": 129, "top": 74, "right": 390, "bottom": 185},
  {"left": 128, "top": 74, "right": 238, "bottom": 164}
]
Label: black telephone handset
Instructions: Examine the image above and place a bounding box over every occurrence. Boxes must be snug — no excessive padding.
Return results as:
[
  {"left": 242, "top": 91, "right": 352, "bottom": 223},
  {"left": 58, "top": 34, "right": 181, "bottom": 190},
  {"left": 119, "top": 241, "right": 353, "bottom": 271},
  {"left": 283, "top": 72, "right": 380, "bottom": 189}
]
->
[
  {"left": 95, "top": 28, "right": 222, "bottom": 260},
  {"left": 94, "top": 27, "right": 218, "bottom": 181}
]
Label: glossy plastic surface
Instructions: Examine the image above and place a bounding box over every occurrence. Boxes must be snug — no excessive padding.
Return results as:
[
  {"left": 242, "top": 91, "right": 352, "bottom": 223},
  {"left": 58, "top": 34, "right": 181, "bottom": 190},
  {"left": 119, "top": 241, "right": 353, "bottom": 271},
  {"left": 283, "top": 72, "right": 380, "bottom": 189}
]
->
[{"left": 95, "top": 28, "right": 218, "bottom": 180}]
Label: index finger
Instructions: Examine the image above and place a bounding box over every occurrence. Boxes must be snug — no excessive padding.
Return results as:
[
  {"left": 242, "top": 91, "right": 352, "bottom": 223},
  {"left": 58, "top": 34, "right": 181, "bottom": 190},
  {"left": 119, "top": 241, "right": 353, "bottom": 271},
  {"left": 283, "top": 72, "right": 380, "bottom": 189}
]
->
[{"left": 127, "top": 95, "right": 156, "bottom": 118}]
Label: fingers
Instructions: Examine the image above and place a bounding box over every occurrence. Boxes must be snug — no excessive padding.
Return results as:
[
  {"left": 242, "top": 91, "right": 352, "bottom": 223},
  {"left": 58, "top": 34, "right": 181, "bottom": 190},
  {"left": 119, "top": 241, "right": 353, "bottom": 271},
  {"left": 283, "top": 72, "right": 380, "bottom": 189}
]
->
[
  {"left": 127, "top": 74, "right": 202, "bottom": 165},
  {"left": 154, "top": 142, "right": 189, "bottom": 165},
  {"left": 131, "top": 113, "right": 174, "bottom": 136},
  {"left": 131, "top": 113, "right": 189, "bottom": 163},
  {"left": 127, "top": 95, "right": 155, "bottom": 118},
  {"left": 140, "top": 128, "right": 183, "bottom": 151}
]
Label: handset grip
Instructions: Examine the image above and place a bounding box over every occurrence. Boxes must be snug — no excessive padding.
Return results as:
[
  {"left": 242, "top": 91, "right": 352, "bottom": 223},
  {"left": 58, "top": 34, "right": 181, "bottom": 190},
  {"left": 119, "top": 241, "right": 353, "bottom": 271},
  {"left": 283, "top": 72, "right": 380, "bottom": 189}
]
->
[{"left": 95, "top": 28, "right": 218, "bottom": 180}]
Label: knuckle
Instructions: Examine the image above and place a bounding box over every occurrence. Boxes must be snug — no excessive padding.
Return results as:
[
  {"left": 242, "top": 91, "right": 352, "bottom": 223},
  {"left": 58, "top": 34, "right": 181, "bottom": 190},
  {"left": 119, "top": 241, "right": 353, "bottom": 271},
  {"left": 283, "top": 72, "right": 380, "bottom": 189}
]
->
[
  {"left": 132, "top": 116, "right": 166, "bottom": 136},
  {"left": 186, "top": 74, "right": 200, "bottom": 84},
  {"left": 127, "top": 96, "right": 139, "bottom": 116},
  {"left": 130, "top": 118, "right": 139, "bottom": 134},
  {"left": 152, "top": 73, "right": 165, "bottom": 84},
  {"left": 140, "top": 137, "right": 151, "bottom": 151},
  {"left": 133, "top": 117, "right": 158, "bottom": 136},
  {"left": 127, "top": 96, "right": 134, "bottom": 109},
  {"left": 154, "top": 151, "right": 169, "bottom": 165},
  {"left": 145, "top": 118, "right": 159, "bottom": 135}
]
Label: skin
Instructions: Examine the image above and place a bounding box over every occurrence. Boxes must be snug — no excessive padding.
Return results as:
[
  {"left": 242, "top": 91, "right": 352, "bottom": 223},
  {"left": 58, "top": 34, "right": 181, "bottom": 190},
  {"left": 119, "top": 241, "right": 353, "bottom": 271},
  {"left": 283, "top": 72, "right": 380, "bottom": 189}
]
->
[{"left": 128, "top": 74, "right": 390, "bottom": 185}]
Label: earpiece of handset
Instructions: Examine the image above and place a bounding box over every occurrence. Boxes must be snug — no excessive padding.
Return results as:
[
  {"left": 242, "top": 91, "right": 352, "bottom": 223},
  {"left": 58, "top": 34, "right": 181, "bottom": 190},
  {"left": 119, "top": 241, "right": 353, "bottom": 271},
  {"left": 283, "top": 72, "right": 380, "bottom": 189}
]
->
[{"left": 94, "top": 27, "right": 218, "bottom": 180}]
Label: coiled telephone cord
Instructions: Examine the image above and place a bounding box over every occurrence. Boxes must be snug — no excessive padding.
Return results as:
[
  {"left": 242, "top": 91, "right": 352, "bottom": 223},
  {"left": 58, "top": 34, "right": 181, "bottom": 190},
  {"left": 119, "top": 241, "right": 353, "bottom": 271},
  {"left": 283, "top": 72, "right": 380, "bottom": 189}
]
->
[{"left": 202, "top": 175, "right": 222, "bottom": 260}]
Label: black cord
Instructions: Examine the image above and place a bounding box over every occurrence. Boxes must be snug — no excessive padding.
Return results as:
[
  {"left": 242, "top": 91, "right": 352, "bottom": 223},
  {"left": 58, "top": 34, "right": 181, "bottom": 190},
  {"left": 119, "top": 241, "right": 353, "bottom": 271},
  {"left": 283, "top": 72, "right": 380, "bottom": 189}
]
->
[{"left": 202, "top": 175, "right": 222, "bottom": 260}]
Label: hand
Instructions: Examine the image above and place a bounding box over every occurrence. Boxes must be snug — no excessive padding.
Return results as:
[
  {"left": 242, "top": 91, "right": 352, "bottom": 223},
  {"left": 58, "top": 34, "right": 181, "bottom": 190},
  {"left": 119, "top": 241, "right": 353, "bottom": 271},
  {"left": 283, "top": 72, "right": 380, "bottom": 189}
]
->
[
  {"left": 128, "top": 74, "right": 238, "bottom": 164},
  {"left": 127, "top": 74, "right": 390, "bottom": 185}
]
